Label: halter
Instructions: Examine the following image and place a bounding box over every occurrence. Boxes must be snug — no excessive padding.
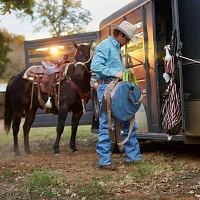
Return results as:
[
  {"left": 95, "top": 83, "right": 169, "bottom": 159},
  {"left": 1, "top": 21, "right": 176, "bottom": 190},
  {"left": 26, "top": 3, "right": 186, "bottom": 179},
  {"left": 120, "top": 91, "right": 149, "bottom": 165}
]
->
[
  {"left": 74, "top": 51, "right": 93, "bottom": 73},
  {"left": 62, "top": 51, "right": 93, "bottom": 113}
]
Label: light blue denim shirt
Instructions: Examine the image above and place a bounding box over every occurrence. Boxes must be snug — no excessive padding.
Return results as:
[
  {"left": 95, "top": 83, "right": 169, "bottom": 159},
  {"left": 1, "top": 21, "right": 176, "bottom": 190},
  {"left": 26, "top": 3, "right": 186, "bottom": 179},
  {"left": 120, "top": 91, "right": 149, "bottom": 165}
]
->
[{"left": 91, "top": 36, "right": 124, "bottom": 80}]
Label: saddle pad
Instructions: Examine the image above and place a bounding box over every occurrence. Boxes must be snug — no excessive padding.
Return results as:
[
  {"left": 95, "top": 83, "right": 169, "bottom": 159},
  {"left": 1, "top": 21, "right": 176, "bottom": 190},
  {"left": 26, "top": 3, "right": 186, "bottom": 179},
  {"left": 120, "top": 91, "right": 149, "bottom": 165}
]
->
[
  {"left": 23, "top": 65, "right": 42, "bottom": 80},
  {"left": 111, "top": 82, "right": 142, "bottom": 121}
]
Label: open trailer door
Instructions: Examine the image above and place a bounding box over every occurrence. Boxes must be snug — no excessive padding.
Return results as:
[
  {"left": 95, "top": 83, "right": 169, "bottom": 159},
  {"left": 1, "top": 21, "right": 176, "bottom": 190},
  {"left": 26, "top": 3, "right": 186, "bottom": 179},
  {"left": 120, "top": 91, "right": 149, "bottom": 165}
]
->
[
  {"left": 172, "top": 0, "right": 200, "bottom": 143},
  {"left": 170, "top": 0, "right": 185, "bottom": 132}
]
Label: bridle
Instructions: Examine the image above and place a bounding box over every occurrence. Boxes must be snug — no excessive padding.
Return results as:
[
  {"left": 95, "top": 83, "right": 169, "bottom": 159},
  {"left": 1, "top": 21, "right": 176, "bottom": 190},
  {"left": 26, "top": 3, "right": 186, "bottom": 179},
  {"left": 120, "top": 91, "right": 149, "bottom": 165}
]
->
[
  {"left": 63, "top": 50, "right": 93, "bottom": 113},
  {"left": 74, "top": 51, "right": 93, "bottom": 73}
]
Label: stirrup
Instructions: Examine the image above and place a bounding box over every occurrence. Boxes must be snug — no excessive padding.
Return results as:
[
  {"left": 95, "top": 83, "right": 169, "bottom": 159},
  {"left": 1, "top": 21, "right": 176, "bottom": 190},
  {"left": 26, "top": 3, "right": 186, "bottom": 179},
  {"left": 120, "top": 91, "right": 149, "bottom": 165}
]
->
[{"left": 45, "top": 97, "right": 52, "bottom": 109}]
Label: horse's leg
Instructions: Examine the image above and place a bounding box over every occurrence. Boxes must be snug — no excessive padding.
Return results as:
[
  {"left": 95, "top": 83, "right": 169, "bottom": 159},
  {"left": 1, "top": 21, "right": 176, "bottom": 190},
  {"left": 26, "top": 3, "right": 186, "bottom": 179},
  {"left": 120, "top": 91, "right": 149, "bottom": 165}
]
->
[
  {"left": 54, "top": 108, "right": 68, "bottom": 156},
  {"left": 23, "top": 108, "right": 37, "bottom": 154},
  {"left": 70, "top": 109, "right": 83, "bottom": 153},
  {"left": 12, "top": 112, "right": 23, "bottom": 156}
]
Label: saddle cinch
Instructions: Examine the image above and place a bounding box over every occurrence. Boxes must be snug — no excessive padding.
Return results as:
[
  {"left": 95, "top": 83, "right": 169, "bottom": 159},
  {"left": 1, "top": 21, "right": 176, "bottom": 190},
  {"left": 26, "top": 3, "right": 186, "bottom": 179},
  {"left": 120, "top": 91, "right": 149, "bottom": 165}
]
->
[
  {"left": 23, "top": 61, "right": 68, "bottom": 110},
  {"left": 102, "top": 73, "right": 143, "bottom": 147}
]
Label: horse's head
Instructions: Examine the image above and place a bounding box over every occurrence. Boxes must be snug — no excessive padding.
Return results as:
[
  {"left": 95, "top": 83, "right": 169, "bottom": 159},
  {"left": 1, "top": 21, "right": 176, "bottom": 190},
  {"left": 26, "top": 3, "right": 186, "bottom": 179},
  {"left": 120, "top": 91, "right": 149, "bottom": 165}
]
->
[{"left": 73, "top": 41, "right": 93, "bottom": 80}]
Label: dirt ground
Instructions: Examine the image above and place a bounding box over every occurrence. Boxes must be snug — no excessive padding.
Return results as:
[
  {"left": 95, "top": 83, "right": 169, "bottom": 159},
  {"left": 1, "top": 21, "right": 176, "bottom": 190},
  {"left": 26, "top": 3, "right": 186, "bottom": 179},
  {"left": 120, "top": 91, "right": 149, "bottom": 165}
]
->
[{"left": 0, "top": 124, "right": 200, "bottom": 199}]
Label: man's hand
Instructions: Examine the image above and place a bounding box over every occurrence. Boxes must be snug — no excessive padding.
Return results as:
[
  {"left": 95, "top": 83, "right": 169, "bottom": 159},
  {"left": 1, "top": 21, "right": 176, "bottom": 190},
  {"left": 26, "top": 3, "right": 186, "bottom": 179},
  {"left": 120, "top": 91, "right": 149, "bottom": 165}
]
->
[
  {"left": 116, "top": 72, "right": 123, "bottom": 79},
  {"left": 130, "top": 68, "right": 134, "bottom": 75}
]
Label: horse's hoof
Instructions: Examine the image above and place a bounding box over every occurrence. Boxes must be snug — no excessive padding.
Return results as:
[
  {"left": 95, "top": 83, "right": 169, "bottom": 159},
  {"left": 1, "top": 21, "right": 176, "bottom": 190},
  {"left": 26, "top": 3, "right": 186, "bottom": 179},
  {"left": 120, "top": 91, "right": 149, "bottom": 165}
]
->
[
  {"left": 15, "top": 152, "right": 21, "bottom": 157},
  {"left": 26, "top": 151, "right": 32, "bottom": 155},
  {"left": 54, "top": 153, "right": 60, "bottom": 157},
  {"left": 72, "top": 150, "right": 79, "bottom": 154}
]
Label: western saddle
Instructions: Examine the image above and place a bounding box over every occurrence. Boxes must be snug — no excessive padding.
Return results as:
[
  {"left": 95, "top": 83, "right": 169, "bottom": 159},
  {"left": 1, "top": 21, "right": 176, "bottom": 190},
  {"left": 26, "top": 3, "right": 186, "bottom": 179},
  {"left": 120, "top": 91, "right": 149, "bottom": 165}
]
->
[{"left": 23, "top": 61, "right": 68, "bottom": 111}]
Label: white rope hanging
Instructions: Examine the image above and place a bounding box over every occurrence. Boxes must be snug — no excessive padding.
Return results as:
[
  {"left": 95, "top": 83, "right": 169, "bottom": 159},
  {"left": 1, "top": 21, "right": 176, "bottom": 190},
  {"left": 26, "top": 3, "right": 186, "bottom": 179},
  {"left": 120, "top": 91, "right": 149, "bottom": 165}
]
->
[{"left": 176, "top": 54, "right": 200, "bottom": 64}]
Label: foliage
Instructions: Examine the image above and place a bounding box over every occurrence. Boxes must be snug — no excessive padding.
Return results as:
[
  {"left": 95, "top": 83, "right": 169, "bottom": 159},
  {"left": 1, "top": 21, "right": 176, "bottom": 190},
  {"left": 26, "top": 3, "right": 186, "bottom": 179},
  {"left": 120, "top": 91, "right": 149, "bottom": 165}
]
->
[
  {"left": 0, "top": 0, "right": 34, "bottom": 15},
  {"left": 0, "top": 29, "right": 11, "bottom": 75},
  {"left": 0, "top": 29, "right": 25, "bottom": 80},
  {"left": 17, "top": 0, "right": 92, "bottom": 36}
]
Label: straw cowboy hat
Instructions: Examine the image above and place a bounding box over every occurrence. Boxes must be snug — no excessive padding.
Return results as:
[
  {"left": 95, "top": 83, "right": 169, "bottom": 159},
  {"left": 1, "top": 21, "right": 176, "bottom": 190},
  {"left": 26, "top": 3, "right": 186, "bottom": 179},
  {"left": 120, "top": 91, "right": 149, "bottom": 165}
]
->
[{"left": 111, "top": 20, "right": 138, "bottom": 45}]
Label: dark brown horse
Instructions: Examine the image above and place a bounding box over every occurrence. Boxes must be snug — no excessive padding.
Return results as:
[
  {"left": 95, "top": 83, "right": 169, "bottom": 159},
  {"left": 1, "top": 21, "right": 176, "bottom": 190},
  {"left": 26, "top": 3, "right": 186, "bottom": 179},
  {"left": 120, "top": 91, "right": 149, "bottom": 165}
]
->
[{"left": 4, "top": 41, "right": 93, "bottom": 156}]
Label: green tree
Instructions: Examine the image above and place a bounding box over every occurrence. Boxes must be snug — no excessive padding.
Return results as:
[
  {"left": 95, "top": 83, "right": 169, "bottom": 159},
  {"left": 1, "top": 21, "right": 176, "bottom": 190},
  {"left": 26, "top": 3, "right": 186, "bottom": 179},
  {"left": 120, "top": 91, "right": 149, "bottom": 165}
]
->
[
  {"left": 0, "top": 0, "right": 34, "bottom": 15},
  {"left": 0, "top": 30, "right": 25, "bottom": 80},
  {"left": 0, "top": 29, "right": 11, "bottom": 75},
  {"left": 18, "top": 0, "right": 92, "bottom": 36},
  {"left": 0, "top": 0, "right": 32, "bottom": 78}
]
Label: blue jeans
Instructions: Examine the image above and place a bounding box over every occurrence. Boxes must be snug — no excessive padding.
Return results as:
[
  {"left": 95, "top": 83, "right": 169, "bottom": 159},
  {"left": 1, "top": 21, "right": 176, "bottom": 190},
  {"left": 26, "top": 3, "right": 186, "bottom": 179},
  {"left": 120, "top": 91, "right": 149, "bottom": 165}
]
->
[{"left": 96, "top": 83, "right": 141, "bottom": 166}]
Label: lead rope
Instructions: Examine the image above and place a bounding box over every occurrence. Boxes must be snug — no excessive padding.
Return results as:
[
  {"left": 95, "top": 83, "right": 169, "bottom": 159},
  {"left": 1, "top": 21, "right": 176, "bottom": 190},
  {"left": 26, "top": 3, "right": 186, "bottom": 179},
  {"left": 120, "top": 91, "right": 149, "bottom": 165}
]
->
[{"left": 122, "top": 69, "right": 138, "bottom": 85}]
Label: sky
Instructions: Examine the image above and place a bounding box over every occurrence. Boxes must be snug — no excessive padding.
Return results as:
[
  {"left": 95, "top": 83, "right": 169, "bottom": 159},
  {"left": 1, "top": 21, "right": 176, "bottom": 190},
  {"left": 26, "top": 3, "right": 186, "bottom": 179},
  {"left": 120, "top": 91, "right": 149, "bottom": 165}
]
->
[{"left": 0, "top": 0, "right": 133, "bottom": 41}]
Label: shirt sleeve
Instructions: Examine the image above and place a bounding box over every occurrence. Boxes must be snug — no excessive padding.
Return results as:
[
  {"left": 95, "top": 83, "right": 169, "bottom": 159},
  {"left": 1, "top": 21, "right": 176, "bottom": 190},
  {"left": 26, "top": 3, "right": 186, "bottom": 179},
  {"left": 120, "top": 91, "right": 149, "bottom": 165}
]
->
[{"left": 91, "top": 42, "right": 116, "bottom": 78}]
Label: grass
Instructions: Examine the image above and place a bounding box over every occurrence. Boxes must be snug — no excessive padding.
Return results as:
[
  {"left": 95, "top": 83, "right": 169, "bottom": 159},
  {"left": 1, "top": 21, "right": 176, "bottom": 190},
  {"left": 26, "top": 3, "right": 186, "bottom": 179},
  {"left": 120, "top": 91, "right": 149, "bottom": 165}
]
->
[
  {"left": 26, "top": 168, "right": 68, "bottom": 198},
  {"left": 130, "top": 154, "right": 171, "bottom": 180},
  {"left": 1, "top": 168, "right": 69, "bottom": 199},
  {"left": 0, "top": 133, "right": 13, "bottom": 146},
  {"left": 77, "top": 172, "right": 112, "bottom": 200},
  {"left": 0, "top": 124, "right": 94, "bottom": 146},
  {"left": 0, "top": 169, "right": 15, "bottom": 179},
  {"left": 171, "top": 161, "right": 184, "bottom": 171},
  {"left": 1, "top": 124, "right": 199, "bottom": 199}
]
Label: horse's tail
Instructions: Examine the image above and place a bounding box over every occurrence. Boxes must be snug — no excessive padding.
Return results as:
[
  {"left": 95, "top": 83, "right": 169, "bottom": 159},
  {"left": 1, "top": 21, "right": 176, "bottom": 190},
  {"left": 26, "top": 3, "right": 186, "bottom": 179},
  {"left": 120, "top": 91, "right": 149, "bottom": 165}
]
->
[{"left": 4, "top": 77, "right": 14, "bottom": 133}]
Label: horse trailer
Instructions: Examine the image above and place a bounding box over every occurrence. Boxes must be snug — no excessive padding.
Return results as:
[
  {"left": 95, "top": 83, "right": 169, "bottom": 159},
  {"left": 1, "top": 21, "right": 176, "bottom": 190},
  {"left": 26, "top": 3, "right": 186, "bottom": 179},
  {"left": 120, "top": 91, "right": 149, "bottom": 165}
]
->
[
  {"left": 23, "top": 0, "right": 200, "bottom": 145},
  {"left": 91, "top": 0, "right": 200, "bottom": 145}
]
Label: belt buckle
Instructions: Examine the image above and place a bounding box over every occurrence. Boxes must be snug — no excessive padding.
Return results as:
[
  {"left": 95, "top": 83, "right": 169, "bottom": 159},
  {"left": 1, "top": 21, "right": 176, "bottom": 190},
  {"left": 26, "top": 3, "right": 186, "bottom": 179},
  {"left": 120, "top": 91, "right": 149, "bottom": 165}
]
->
[{"left": 98, "top": 79, "right": 111, "bottom": 84}]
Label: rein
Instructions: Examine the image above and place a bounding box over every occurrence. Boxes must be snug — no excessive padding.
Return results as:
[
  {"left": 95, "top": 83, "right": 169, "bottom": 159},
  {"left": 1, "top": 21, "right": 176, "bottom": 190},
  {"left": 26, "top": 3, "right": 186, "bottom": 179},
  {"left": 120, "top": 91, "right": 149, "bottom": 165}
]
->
[
  {"left": 66, "top": 76, "right": 91, "bottom": 113},
  {"left": 63, "top": 62, "right": 91, "bottom": 113}
]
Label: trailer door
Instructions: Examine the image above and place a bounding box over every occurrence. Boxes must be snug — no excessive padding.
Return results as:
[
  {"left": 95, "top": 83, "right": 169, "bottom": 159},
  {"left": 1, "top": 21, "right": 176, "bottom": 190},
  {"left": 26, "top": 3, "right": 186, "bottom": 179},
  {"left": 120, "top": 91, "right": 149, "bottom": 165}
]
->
[
  {"left": 171, "top": 0, "right": 185, "bottom": 130},
  {"left": 172, "top": 0, "right": 200, "bottom": 143}
]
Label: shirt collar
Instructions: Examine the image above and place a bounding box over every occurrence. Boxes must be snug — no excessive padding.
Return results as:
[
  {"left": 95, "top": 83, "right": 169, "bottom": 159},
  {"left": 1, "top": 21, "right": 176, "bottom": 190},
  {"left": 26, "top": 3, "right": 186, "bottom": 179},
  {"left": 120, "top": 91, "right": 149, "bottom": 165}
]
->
[{"left": 109, "top": 36, "right": 120, "bottom": 49}]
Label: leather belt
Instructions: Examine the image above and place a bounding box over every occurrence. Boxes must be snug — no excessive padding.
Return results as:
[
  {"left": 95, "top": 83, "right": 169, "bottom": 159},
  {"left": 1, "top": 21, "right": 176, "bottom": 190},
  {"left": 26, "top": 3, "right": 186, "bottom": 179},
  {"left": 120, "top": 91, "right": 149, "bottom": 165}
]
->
[{"left": 98, "top": 79, "right": 112, "bottom": 84}]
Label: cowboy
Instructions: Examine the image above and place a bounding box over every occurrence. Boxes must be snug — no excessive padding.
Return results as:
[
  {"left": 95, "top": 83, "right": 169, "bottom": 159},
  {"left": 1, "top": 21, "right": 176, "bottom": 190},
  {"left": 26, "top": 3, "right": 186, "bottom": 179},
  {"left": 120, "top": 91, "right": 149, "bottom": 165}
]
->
[{"left": 91, "top": 20, "right": 142, "bottom": 170}]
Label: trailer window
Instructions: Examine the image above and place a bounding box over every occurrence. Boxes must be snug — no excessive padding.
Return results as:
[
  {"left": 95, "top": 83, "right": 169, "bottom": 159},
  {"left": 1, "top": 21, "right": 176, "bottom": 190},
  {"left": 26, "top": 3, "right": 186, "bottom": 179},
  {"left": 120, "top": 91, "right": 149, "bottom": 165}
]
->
[
  {"left": 126, "top": 21, "right": 143, "bottom": 53},
  {"left": 135, "top": 21, "right": 142, "bottom": 29}
]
